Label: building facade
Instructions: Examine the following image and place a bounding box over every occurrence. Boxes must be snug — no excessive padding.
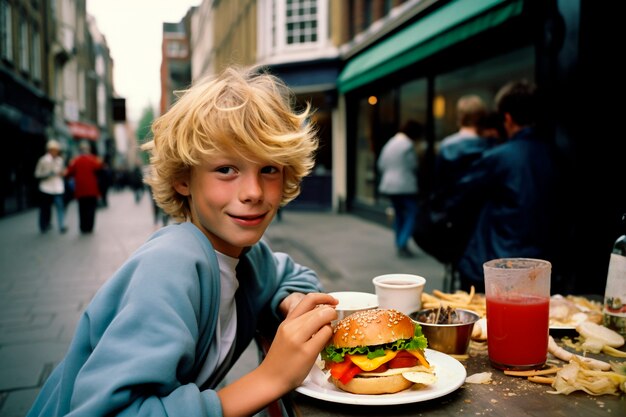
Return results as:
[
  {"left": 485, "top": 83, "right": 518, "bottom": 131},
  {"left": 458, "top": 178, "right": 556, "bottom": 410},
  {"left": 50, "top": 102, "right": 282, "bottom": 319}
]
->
[
  {"left": 0, "top": 0, "right": 53, "bottom": 215},
  {"left": 171, "top": 0, "right": 622, "bottom": 295},
  {"left": 159, "top": 8, "right": 195, "bottom": 116},
  {"left": 0, "top": 0, "right": 119, "bottom": 217}
]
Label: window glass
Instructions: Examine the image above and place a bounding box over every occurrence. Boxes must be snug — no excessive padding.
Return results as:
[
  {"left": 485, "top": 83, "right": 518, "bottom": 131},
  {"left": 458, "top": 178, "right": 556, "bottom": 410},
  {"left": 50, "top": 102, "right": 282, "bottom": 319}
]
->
[
  {"left": 167, "top": 40, "right": 188, "bottom": 58},
  {"left": 434, "top": 46, "right": 535, "bottom": 142},
  {"left": 354, "top": 96, "right": 378, "bottom": 206},
  {"left": 352, "top": 47, "right": 534, "bottom": 211},
  {"left": 354, "top": 78, "right": 428, "bottom": 207},
  {"left": 0, "top": 1, "right": 12, "bottom": 61},
  {"left": 285, "top": 0, "right": 318, "bottom": 45},
  {"left": 19, "top": 17, "right": 28, "bottom": 72},
  {"left": 399, "top": 78, "right": 427, "bottom": 129},
  {"left": 32, "top": 26, "right": 41, "bottom": 81}
]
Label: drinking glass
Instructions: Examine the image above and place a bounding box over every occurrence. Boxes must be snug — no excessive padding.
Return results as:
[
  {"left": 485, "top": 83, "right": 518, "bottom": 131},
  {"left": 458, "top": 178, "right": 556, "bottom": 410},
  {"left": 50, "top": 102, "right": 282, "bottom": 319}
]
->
[{"left": 484, "top": 258, "right": 551, "bottom": 371}]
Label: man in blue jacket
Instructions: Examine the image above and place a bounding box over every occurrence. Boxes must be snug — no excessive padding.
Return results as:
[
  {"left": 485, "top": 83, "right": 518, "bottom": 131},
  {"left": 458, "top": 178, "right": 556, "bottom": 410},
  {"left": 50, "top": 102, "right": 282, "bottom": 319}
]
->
[{"left": 445, "top": 80, "right": 557, "bottom": 293}]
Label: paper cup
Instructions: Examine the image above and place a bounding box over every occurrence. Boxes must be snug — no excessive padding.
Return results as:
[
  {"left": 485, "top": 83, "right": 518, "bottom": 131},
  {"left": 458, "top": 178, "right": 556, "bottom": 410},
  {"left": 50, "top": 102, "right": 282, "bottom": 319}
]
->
[{"left": 372, "top": 273, "right": 426, "bottom": 315}]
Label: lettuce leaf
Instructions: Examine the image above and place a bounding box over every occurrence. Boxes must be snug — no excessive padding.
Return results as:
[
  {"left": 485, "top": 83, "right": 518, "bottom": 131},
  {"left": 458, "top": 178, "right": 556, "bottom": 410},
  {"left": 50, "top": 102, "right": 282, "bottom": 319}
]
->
[{"left": 321, "top": 323, "right": 428, "bottom": 363}]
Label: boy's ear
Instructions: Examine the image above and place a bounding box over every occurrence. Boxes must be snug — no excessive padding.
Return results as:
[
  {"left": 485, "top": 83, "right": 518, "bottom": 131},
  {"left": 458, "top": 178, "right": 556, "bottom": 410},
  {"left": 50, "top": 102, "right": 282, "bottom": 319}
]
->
[{"left": 173, "top": 179, "right": 191, "bottom": 196}]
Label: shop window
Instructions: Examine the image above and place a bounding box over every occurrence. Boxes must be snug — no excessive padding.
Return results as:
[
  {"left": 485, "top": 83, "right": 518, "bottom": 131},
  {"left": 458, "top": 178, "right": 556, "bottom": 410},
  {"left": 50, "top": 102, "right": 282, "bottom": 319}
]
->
[
  {"left": 31, "top": 26, "right": 41, "bottom": 81},
  {"left": 434, "top": 47, "right": 535, "bottom": 142},
  {"left": 0, "top": 0, "right": 12, "bottom": 62},
  {"left": 354, "top": 78, "right": 428, "bottom": 208},
  {"left": 259, "top": 0, "right": 327, "bottom": 56},
  {"left": 19, "top": 16, "right": 28, "bottom": 72}
]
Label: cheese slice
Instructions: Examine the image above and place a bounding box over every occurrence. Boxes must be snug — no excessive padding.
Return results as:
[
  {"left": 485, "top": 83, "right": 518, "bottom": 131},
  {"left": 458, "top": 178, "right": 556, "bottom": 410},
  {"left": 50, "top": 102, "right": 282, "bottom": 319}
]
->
[
  {"left": 406, "top": 349, "right": 430, "bottom": 368},
  {"left": 349, "top": 350, "right": 397, "bottom": 371}
]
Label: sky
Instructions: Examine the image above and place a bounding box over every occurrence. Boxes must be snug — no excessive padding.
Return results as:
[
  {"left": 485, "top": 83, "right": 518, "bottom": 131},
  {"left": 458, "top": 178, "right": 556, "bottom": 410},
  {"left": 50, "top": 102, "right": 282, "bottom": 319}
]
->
[{"left": 86, "top": 0, "right": 202, "bottom": 123}]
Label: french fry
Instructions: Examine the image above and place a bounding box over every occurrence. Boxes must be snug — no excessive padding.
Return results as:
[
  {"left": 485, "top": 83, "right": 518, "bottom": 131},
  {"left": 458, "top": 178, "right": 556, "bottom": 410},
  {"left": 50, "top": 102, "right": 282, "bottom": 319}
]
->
[
  {"left": 423, "top": 300, "right": 482, "bottom": 311},
  {"left": 504, "top": 367, "right": 560, "bottom": 377},
  {"left": 422, "top": 293, "right": 443, "bottom": 304},
  {"left": 602, "top": 345, "right": 626, "bottom": 358},
  {"left": 432, "top": 289, "right": 462, "bottom": 302},
  {"left": 466, "top": 285, "right": 475, "bottom": 304},
  {"left": 421, "top": 288, "right": 487, "bottom": 318},
  {"left": 528, "top": 375, "right": 555, "bottom": 384}
]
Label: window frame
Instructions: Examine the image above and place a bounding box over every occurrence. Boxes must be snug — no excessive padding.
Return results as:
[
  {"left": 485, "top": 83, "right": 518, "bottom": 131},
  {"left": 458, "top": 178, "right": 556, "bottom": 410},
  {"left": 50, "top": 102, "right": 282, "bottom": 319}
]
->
[{"left": 259, "top": 0, "right": 328, "bottom": 57}]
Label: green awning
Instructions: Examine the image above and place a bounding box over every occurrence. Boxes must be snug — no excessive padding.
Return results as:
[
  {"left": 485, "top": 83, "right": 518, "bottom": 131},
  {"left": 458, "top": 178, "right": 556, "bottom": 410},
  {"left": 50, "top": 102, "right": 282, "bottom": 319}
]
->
[{"left": 338, "top": 0, "right": 524, "bottom": 93}]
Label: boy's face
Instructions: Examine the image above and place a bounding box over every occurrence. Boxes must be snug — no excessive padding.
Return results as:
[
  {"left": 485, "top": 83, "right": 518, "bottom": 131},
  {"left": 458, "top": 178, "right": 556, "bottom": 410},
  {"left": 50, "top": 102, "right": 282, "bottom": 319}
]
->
[{"left": 174, "top": 153, "right": 284, "bottom": 258}]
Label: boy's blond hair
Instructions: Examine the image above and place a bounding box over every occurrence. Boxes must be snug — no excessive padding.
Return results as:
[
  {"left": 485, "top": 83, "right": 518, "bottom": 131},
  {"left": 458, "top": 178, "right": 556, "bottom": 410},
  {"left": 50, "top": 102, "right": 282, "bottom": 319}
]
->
[{"left": 142, "top": 66, "right": 318, "bottom": 222}]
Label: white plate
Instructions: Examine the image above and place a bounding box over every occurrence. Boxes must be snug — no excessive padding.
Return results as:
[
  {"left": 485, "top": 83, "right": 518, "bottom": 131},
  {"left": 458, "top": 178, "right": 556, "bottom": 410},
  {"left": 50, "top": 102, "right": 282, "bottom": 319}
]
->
[
  {"left": 549, "top": 324, "right": 576, "bottom": 330},
  {"left": 295, "top": 349, "right": 466, "bottom": 405}
]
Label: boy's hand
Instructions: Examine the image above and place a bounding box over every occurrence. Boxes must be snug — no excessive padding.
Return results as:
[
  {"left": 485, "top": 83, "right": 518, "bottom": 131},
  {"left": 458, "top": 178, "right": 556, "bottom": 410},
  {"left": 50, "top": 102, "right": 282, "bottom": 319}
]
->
[
  {"left": 262, "top": 293, "right": 338, "bottom": 391},
  {"left": 278, "top": 292, "right": 306, "bottom": 316},
  {"left": 217, "top": 293, "right": 338, "bottom": 416}
]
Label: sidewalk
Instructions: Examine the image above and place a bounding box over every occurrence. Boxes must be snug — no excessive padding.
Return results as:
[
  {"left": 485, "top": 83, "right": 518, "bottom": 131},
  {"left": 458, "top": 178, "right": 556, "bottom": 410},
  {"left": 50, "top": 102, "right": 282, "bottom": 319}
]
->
[{"left": 0, "top": 190, "right": 445, "bottom": 416}]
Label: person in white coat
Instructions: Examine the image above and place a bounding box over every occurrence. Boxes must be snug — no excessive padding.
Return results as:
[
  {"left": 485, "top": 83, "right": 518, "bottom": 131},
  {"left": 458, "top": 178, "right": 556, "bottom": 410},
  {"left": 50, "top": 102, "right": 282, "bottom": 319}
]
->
[
  {"left": 34, "top": 139, "right": 67, "bottom": 233},
  {"left": 377, "top": 120, "right": 424, "bottom": 257}
]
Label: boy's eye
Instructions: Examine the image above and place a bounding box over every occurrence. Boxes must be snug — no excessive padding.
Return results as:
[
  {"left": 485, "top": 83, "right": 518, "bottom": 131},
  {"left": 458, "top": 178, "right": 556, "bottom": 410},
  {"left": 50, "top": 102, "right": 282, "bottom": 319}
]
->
[
  {"left": 216, "top": 166, "right": 235, "bottom": 174},
  {"left": 261, "top": 166, "right": 280, "bottom": 174}
]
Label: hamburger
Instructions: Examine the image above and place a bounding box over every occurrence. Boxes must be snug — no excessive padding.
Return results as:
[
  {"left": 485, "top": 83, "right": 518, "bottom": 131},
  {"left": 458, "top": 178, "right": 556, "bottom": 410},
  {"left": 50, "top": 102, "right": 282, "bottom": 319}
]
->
[{"left": 321, "top": 308, "right": 435, "bottom": 394}]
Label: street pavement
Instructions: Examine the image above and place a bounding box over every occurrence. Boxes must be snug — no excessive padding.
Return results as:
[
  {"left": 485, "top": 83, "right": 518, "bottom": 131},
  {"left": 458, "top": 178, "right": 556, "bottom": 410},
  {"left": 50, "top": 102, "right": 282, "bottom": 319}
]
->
[{"left": 0, "top": 189, "right": 445, "bottom": 416}]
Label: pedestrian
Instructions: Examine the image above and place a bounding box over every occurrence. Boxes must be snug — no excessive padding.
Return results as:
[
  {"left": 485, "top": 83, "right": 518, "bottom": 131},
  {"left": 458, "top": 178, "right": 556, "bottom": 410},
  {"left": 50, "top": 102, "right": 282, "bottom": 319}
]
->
[
  {"left": 65, "top": 140, "right": 103, "bottom": 233},
  {"left": 436, "top": 95, "right": 488, "bottom": 188},
  {"left": 130, "top": 164, "right": 145, "bottom": 203},
  {"left": 416, "top": 96, "right": 494, "bottom": 267},
  {"left": 26, "top": 66, "right": 337, "bottom": 417},
  {"left": 476, "top": 110, "right": 506, "bottom": 144},
  {"left": 444, "top": 80, "right": 557, "bottom": 293},
  {"left": 33, "top": 139, "right": 67, "bottom": 234},
  {"left": 97, "top": 159, "right": 113, "bottom": 207},
  {"left": 377, "top": 119, "right": 424, "bottom": 258}
]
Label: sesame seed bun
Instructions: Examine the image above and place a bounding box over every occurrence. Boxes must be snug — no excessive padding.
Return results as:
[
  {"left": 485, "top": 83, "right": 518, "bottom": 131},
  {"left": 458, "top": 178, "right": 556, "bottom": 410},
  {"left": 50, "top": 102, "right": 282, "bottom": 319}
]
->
[{"left": 330, "top": 308, "right": 415, "bottom": 349}]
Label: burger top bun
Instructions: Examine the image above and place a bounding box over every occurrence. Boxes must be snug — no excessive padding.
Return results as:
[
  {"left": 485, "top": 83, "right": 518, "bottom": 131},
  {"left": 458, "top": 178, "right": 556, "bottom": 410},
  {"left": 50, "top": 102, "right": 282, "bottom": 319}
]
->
[{"left": 330, "top": 308, "right": 415, "bottom": 349}]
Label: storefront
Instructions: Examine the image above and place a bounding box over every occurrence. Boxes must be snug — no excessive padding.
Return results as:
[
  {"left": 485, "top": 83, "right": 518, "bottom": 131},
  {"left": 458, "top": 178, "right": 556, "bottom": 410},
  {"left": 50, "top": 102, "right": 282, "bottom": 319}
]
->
[
  {"left": 337, "top": 0, "right": 625, "bottom": 296},
  {"left": 0, "top": 71, "right": 54, "bottom": 216},
  {"left": 338, "top": 0, "right": 538, "bottom": 220}
]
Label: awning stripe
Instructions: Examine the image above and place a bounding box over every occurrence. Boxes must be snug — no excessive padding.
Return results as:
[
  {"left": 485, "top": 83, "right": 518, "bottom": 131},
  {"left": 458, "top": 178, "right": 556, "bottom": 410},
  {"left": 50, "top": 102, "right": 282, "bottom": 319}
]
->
[{"left": 338, "top": 0, "right": 524, "bottom": 93}]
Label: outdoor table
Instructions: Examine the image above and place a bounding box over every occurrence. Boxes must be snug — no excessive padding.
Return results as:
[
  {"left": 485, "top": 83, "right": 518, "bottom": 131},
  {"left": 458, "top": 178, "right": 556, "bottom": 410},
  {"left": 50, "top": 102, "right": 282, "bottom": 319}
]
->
[{"left": 263, "top": 334, "right": 626, "bottom": 417}]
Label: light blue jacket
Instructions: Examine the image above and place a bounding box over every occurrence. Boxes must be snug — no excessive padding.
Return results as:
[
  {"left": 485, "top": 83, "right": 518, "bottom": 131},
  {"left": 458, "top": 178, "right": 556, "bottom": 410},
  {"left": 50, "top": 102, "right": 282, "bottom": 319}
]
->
[{"left": 27, "top": 222, "right": 323, "bottom": 417}]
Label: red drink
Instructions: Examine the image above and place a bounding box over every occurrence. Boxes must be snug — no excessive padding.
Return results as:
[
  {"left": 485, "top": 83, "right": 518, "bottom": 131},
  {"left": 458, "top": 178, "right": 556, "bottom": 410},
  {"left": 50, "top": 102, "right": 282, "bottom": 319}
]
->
[{"left": 486, "top": 294, "right": 549, "bottom": 370}]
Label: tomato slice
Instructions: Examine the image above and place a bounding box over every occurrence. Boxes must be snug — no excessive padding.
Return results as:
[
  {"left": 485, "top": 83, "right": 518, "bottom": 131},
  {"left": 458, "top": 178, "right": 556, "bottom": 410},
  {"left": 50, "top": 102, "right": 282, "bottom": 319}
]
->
[
  {"left": 338, "top": 363, "right": 362, "bottom": 384},
  {"left": 329, "top": 358, "right": 354, "bottom": 380},
  {"left": 328, "top": 356, "right": 365, "bottom": 385},
  {"left": 388, "top": 350, "right": 419, "bottom": 369}
]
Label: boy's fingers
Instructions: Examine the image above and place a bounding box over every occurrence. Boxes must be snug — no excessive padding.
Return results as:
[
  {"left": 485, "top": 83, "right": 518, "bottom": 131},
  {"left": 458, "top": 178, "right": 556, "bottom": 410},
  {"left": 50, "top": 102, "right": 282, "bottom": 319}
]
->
[
  {"left": 288, "top": 293, "right": 338, "bottom": 318},
  {"left": 283, "top": 305, "right": 337, "bottom": 344}
]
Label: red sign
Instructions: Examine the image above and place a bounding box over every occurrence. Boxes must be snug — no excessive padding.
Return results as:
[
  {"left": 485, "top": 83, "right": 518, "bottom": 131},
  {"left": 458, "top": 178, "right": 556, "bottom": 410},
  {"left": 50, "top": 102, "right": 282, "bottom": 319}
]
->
[{"left": 68, "top": 121, "right": 99, "bottom": 140}]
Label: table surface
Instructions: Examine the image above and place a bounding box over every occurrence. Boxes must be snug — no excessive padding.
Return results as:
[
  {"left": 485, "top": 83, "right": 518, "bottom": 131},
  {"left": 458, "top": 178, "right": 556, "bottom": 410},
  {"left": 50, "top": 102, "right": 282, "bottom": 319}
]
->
[{"left": 284, "top": 334, "right": 626, "bottom": 417}]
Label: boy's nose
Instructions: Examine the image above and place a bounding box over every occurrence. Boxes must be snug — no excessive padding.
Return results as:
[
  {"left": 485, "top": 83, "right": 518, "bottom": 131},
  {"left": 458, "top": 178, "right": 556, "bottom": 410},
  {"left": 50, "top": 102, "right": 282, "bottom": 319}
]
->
[{"left": 240, "top": 174, "right": 263, "bottom": 202}]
